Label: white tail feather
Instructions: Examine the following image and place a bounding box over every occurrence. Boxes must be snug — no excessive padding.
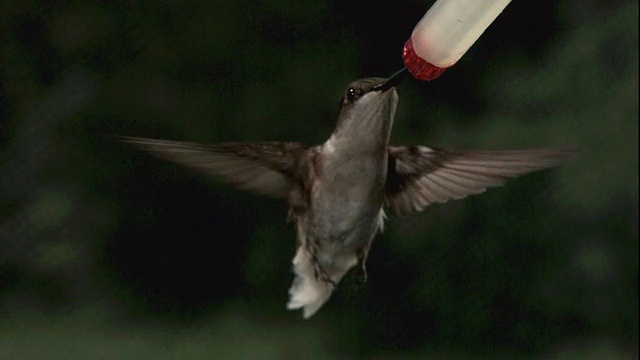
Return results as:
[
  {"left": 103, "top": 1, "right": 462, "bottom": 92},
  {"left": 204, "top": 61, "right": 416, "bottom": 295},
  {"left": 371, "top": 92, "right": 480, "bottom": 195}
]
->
[{"left": 286, "top": 247, "right": 335, "bottom": 319}]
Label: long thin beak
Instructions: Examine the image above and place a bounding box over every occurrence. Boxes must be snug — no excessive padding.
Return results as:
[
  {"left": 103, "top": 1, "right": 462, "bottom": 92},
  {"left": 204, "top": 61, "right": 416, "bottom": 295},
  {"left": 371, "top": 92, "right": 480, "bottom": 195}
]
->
[{"left": 373, "top": 67, "right": 408, "bottom": 92}]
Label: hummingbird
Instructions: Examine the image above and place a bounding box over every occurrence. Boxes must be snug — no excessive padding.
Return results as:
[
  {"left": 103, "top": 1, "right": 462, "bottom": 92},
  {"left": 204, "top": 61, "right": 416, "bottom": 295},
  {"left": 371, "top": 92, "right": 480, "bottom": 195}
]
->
[{"left": 121, "top": 69, "right": 571, "bottom": 318}]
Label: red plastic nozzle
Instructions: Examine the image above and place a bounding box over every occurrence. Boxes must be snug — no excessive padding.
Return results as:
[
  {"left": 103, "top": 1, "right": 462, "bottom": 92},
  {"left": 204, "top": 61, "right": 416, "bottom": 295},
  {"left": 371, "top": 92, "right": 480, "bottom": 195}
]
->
[{"left": 402, "top": 38, "right": 447, "bottom": 81}]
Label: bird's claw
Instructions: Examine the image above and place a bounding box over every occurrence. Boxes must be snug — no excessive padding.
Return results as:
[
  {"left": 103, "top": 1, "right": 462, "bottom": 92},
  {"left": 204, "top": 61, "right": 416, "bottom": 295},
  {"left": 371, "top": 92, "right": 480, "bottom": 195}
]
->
[
  {"left": 314, "top": 263, "right": 336, "bottom": 288},
  {"left": 352, "top": 264, "right": 368, "bottom": 285}
]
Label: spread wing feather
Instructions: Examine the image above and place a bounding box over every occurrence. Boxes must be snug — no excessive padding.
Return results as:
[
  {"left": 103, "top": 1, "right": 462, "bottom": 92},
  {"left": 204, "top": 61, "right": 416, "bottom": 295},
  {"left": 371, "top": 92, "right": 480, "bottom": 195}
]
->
[
  {"left": 385, "top": 146, "right": 573, "bottom": 215},
  {"left": 120, "top": 136, "right": 309, "bottom": 199}
]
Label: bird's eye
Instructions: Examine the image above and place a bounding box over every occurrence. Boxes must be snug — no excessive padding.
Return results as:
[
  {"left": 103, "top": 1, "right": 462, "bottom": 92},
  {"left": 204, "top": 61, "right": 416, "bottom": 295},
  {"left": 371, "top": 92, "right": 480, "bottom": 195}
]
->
[{"left": 346, "top": 87, "right": 357, "bottom": 102}]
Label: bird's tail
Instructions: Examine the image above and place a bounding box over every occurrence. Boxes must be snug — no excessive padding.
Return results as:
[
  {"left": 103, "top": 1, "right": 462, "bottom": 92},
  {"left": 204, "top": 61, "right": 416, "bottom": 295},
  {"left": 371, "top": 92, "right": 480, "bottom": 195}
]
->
[{"left": 286, "top": 247, "right": 335, "bottom": 319}]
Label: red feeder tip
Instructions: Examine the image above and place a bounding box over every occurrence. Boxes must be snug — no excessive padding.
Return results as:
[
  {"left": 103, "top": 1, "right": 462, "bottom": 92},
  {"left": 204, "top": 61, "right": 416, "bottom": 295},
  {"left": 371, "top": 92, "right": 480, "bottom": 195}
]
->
[{"left": 402, "top": 38, "right": 447, "bottom": 81}]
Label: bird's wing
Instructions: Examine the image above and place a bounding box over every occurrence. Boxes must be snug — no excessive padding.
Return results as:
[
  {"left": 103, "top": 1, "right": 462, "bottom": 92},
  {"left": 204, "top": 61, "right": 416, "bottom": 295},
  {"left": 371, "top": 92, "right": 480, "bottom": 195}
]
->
[
  {"left": 120, "top": 136, "right": 310, "bottom": 199},
  {"left": 385, "top": 146, "right": 573, "bottom": 215}
]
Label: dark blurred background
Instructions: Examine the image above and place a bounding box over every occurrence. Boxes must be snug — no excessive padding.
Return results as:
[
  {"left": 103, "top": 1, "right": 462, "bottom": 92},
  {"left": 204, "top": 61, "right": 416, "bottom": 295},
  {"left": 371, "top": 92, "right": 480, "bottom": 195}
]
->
[{"left": 0, "top": 0, "right": 637, "bottom": 358}]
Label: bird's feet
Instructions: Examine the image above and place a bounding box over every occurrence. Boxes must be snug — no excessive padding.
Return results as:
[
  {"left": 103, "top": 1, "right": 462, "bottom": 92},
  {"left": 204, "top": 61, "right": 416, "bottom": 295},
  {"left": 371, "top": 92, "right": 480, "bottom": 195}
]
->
[
  {"left": 313, "top": 263, "right": 336, "bottom": 288},
  {"left": 352, "top": 263, "right": 368, "bottom": 285},
  {"left": 353, "top": 248, "right": 368, "bottom": 285}
]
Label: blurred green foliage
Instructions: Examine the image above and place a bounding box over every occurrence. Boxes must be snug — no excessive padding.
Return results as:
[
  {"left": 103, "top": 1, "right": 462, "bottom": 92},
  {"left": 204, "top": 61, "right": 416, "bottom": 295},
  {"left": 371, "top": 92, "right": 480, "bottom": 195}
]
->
[{"left": 0, "top": 0, "right": 637, "bottom": 358}]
